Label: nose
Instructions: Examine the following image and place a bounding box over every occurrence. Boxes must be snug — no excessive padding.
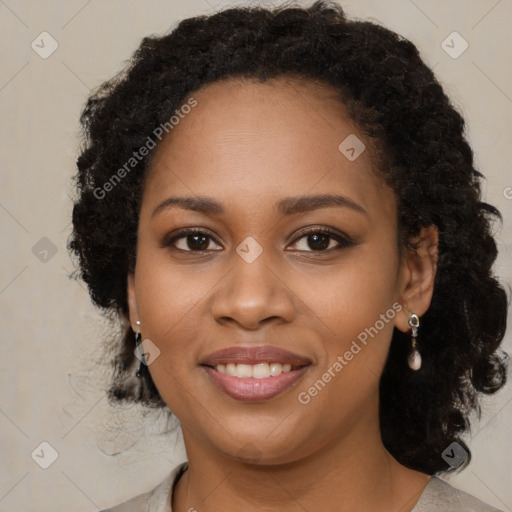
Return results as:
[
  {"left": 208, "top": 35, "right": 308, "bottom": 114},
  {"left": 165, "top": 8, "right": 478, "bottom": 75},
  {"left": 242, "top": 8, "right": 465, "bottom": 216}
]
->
[{"left": 210, "top": 251, "right": 296, "bottom": 330}]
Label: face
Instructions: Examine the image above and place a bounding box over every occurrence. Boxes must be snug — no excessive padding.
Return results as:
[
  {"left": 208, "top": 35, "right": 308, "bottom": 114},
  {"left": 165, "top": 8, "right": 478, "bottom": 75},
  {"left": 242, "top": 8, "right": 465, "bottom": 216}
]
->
[{"left": 127, "top": 77, "right": 426, "bottom": 465}]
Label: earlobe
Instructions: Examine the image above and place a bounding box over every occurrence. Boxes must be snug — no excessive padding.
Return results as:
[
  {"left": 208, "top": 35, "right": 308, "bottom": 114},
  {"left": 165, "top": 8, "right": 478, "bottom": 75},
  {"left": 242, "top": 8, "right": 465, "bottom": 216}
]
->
[
  {"left": 394, "top": 225, "right": 439, "bottom": 333},
  {"left": 127, "top": 273, "right": 140, "bottom": 331}
]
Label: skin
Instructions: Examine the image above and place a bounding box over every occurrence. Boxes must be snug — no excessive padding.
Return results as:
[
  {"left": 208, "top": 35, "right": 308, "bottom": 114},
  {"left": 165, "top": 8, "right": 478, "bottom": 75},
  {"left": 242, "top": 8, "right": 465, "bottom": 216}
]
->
[{"left": 127, "top": 77, "right": 439, "bottom": 512}]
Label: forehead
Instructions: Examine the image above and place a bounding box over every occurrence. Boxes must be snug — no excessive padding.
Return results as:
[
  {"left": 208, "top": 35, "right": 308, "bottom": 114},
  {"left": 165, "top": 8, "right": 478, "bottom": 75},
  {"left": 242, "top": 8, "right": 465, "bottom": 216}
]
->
[{"left": 142, "top": 76, "right": 395, "bottom": 221}]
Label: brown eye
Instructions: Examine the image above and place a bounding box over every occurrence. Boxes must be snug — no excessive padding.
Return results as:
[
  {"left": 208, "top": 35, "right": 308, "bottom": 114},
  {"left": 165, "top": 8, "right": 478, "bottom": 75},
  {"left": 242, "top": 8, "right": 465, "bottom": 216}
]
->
[
  {"left": 163, "top": 229, "right": 222, "bottom": 252},
  {"left": 289, "top": 228, "right": 353, "bottom": 252}
]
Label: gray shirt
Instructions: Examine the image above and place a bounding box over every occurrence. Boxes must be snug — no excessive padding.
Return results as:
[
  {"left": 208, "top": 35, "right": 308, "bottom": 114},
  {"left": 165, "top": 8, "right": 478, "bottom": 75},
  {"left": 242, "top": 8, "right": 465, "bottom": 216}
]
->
[{"left": 100, "top": 462, "right": 503, "bottom": 512}]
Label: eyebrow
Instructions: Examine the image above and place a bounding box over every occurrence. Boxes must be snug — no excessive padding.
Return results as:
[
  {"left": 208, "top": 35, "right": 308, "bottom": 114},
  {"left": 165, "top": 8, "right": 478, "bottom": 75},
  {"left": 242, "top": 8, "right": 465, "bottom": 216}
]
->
[{"left": 151, "top": 193, "right": 367, "bottom": 218}]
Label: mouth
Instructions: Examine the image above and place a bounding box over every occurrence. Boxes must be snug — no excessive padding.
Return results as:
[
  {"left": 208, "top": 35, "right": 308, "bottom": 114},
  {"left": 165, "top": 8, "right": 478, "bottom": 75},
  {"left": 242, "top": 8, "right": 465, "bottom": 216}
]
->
[
  {"left": 208, "top": 361, "right": 300, "bottom": 378},
  {"left": 200, "top": 345, "right": 312, "bottom": 401}
]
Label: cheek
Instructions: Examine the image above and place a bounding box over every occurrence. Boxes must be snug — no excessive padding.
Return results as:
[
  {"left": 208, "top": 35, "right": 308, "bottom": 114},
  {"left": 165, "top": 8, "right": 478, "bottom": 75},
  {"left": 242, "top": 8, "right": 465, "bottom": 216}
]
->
[
  {"left": 292, "top": 264, "right": 399, "bottom": 436},
  {"left": 295, "top": 239, "right": 400, "bottom": 337},
  {"left": 290, "top": 242, "right": 402, "bottom": 410},
  {"left": 133, "top": 246, "right": 207, "bottom": 374},
  {"left": 133, "top": 251, "right": 208, "bottom": 414},
  {"left": 135, "top": 237, "right": 209, "bottom": 326}
]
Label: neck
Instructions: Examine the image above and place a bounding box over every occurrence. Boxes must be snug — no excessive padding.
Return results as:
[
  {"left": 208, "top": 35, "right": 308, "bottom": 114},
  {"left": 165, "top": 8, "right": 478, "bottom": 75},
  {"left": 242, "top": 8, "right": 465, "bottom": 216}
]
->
[{"left": 172, "top": 404, "right": 429, "bottom": 511}]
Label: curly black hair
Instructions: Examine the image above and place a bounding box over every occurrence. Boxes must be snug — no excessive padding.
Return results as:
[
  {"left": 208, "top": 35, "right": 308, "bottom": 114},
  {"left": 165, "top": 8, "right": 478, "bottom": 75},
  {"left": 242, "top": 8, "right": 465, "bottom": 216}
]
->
[{"left": 69, "top": 0, "right": 509, "bottom": 475}]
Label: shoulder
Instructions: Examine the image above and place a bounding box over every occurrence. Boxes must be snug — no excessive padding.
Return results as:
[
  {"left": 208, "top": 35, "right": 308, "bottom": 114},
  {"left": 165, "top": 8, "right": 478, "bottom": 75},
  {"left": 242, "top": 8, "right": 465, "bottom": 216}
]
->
[
  {"left": 99, "top": 461, "right": 188, "bottom": 512},
  {"left": 413, "top": 476, "right": 503, "bottom": 512},
  {"left": 100, "top": 490, "right": 153, "bottom": 512}
]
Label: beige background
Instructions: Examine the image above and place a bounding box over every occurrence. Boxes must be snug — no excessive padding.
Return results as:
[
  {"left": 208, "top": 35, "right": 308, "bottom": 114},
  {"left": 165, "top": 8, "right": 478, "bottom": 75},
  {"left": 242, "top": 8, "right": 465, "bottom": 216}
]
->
[{"left": 1, "top": 0, "right": 511, "bottom": 510}]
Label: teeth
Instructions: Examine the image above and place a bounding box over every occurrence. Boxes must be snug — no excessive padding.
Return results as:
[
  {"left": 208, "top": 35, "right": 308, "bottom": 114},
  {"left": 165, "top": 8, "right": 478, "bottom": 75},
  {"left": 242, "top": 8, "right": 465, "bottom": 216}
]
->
[{"left": 215, "top": 362, "right": 293, "bottom": 378}]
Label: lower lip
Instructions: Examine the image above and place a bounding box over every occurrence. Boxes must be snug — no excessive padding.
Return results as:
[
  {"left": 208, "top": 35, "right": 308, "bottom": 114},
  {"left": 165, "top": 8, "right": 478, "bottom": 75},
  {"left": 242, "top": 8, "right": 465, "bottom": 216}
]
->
[{"left": 202, "top": 366, "right": 310, "bottom": 402}]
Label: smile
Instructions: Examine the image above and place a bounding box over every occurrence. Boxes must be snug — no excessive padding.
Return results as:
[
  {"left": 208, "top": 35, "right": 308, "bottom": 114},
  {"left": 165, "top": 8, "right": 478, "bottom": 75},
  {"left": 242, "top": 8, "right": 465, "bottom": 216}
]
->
[
  {"left": 200, "top": 345, "right": 312, "bottom": 401},
  {"left": 214, "top": 362, "right": 293, "bottom": 378}
]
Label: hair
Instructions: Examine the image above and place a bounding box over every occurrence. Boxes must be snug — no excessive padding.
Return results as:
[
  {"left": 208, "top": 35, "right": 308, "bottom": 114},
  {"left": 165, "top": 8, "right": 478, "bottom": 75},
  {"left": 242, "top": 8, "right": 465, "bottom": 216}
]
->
[{"left": 69, "top": 0, "right": 509, "bottom": 475}]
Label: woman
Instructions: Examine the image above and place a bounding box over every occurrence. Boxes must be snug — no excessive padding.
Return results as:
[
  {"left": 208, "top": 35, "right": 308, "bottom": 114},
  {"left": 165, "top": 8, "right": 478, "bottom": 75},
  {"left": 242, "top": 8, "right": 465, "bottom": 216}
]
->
[{"left": 69, "top": 2, "right": 508, "bottom": 511}]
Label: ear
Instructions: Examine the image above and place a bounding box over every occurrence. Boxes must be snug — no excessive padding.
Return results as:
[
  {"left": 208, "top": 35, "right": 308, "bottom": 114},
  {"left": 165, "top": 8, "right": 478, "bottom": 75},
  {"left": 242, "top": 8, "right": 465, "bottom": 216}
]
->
[
  {"left": 127, "top": 273, "right": 140, "bottom": 332},
  {"left": 394, "top": 225, "right": 439, "bottom": 333}
]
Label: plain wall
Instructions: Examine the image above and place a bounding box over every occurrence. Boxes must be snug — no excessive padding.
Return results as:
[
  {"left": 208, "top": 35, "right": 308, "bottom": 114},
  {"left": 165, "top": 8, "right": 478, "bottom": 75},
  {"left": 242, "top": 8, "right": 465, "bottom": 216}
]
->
[{"left": 1, "top": 0, "right": 511, "bottom": 510}]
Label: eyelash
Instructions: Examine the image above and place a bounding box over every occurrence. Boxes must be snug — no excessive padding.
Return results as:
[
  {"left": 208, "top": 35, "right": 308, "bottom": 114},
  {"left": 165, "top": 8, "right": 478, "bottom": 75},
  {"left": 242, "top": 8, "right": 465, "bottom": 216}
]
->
[{"left": 162, "top": 226, "right": 354, "bottom": 254}]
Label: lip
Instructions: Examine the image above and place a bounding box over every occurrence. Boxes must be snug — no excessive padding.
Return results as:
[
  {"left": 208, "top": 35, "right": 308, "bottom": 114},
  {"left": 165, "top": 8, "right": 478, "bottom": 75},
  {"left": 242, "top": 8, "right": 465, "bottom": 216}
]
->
[
  {"left": 200, "top": 345, "right": 312, "bottom": 402},
  {"left": 202, "top": 365, "right": 310, "bottom": 401},
  {"left": 201, "top": 345, "right": 312, "bottom": 367}
]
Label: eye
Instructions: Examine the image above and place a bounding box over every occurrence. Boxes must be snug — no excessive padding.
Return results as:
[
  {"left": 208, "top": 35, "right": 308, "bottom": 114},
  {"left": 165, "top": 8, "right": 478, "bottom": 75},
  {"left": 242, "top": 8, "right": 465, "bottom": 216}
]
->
[
  {"left": 163, "top": 228, "right": 222, "bottom": 252},
  {"left": 288, "top": 227, "right": 353, "bottom": 252},
  {"left": 162, "top": 226, "right": 354, "bottom": 253}
]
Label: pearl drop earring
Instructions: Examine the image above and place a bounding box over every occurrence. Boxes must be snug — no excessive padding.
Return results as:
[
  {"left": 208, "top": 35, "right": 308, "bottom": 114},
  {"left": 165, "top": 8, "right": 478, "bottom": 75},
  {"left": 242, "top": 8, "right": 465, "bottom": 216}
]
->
[{"left": 408, "top": 313, "right": 421, "bottom": 371}]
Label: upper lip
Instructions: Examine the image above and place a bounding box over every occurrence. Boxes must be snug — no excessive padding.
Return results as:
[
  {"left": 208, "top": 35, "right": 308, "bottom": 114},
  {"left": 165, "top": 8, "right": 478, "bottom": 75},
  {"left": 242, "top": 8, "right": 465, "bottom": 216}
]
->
[{"left": 201, "top": 345, "right": 312, "bottom": 367}]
